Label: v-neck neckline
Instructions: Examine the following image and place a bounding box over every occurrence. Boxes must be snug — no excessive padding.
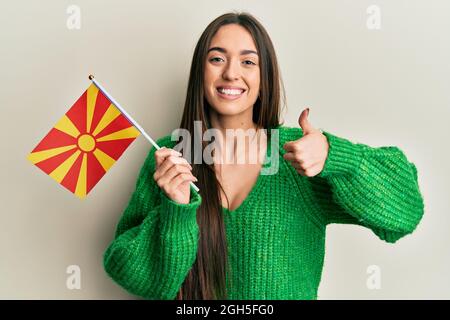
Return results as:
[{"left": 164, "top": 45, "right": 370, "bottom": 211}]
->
[{"left": 221, "top": 130, "right": 274, "bottom": 215}]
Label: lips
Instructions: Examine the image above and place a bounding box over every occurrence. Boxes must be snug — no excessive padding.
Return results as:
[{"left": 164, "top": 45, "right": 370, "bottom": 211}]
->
[
  {"left": 217, "top": 87, "right": 245, "bottom": 95},
  {"left": 216, "top": 86, "right": 246, "bottom": 100}
]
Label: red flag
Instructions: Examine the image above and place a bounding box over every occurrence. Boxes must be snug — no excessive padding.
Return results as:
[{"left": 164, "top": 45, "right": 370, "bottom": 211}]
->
[{"left": 27, "top": 83, "right": 140, "bottom": 199}]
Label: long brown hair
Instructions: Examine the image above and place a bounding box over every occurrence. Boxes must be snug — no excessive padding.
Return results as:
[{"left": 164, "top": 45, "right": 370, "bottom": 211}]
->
[{"left": 175, "top": 12, "right": 284, "bottom": 300}]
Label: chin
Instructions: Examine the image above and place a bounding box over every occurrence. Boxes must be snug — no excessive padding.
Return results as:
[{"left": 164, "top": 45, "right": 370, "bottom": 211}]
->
[{"left": 211, "top": 102, "right": 248, "bottom": 116}]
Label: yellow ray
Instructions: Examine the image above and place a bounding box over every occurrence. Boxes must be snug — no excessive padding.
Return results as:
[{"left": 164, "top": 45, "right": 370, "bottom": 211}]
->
[
  {"left": 93, "top": 148, "right": 116, "bottom": 172},
  {"left": 92, "top": 104, "right": 121, "bottom": 137},
  {"left": 86, "top": 84, "right": 99, "bottom": 133},
  {"left": 49, "top": 150, "right": 81, "bottom": 183},
  {"left": 96, "top": 126, "right": 140, "bottom": 142},
  {"left": 54, "top": 115, "right": 80, "bottom": 138},
  {"left": 75, "top": 153, "right": 88, "bottom": 199},
  {"left": 27, "top": 145, "right": 77, "bottom": 164}
]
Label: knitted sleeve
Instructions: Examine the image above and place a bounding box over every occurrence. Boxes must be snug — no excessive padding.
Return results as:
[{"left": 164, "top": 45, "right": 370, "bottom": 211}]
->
[
  {"left": 103, "top": 141, "right": 201, "bottom": 299},
  {"left": 310, "top": 130, "right": 425, "bottom": 243}
]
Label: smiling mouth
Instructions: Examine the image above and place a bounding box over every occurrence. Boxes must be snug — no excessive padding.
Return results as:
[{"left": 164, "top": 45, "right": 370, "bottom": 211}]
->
[{"left": 216, "top": 87, "right": 246, "bottom": 96}]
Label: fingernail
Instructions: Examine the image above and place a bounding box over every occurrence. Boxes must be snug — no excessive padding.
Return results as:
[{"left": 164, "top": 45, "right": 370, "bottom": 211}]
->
[{"left": 306, "top": 107, "right": 310, "bottom": 115}]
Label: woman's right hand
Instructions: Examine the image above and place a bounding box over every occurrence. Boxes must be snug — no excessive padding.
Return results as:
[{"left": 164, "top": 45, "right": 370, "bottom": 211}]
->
[{"left": 153, "top": 147, "right": 197, "bottom": 205}]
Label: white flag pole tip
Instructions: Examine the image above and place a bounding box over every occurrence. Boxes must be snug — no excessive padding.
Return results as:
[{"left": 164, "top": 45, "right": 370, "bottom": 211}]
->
[{"left": 87, "top": 74, "right": 200, "bottom": 193}]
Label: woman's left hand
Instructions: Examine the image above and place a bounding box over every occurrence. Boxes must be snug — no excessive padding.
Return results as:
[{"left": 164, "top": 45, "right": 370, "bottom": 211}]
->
[{"left": 283, "top": 108, "right": 329, "bottom": 177}]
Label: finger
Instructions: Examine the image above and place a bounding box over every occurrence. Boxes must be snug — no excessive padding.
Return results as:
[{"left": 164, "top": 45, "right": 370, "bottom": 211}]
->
[
  {"left": 154, "top": 155, "right": 192, "bottom": 180},
  {"left": 296, "top": 167, "right": 306, "bottom": 176},
  {"left": 283, "top": 141, "right": 301, "bottom": 153},
  {"left": 156, "top": 164, "right": 193, "bottom": 188},
  {"left": 283, "top": 152, "right": 298, "bottom": 162},
  {"left": 154, "top": 147, "right": 182, "bottom": 168},
  {"left": 169, "top": 173, "right": 198, "bottom": 191},
  {"left": 292, "top": 158, "right": 319, "bottom": 171},
  {"left": 297, "top": 164, "right": 322, "bottom": 177},
  {"left": 155, "top": 148, "right": 183, "bottom": 168},
  {"left": 298, "top": 108, "right": 316, "bottom": 135},
  {"left": 283, "top": 149, "right": 308, "bottom": 165},
  {"left": 161, "top": 155, "right": 192, "bottom": 173},
  {"left": 293, "top": 159, "right": 315, "bottom": 171},
  {"left": 290, "top": 161, "right": 303, "bottom": 170}
]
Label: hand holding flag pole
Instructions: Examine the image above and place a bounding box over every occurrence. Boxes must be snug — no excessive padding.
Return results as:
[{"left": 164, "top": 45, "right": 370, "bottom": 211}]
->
[{"left": 88, "top": 75, "right": 200, "bottom": 193}]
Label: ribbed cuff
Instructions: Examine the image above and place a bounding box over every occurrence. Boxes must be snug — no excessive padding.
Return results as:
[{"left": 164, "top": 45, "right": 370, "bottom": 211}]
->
[
  {"left": 159, "top": 190, "right": 202, "bottom": 236},
  {"left": 318, "top": 130, "right": 364, "bottom": 179}
]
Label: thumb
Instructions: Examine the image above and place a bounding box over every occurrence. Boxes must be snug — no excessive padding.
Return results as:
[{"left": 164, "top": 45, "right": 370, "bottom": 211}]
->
[{"left": 298, "top": 108, "right": 315, "bottom": 135}]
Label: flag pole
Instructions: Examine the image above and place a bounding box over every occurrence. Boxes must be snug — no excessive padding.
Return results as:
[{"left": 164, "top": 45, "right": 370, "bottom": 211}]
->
[{"left": 88, "top": 75, "right": 199, "bottom": 193}]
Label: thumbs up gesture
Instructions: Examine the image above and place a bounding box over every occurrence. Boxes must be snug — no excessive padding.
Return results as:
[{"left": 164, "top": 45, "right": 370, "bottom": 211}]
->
[{"left": 283, "top": 108, "right": 329, "bottom": 177}]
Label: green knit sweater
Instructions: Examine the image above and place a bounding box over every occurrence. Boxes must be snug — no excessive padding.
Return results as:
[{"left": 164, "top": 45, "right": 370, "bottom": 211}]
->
[{"left": 103, "top": 125, "right": 424, "bottom": 300}]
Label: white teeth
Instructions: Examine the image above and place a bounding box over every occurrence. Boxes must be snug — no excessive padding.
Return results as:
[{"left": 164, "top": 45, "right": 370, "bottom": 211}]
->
[{"left": 218, "top": 88, "right": 244, "bottom": 95}]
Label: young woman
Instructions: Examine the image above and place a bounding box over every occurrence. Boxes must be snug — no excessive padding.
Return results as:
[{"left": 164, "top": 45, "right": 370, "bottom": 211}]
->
[{"left": 103, "top": 12, "right": 425, "bottom": 300}]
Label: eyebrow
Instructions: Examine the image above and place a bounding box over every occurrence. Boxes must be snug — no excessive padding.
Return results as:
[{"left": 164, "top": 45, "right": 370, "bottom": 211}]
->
[{"left": 207, "top": 47, "right": 258, "bottom": 56}]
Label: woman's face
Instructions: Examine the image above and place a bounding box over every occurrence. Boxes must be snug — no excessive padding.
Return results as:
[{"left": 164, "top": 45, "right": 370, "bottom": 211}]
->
[{"left": 204, "top": 24, "right": 260, "bottom": 118}]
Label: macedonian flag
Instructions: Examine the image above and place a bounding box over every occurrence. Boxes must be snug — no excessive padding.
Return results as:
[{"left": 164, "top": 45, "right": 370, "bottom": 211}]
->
[{"left": 27, "top": 83, "right": 140, "bottom": 199}]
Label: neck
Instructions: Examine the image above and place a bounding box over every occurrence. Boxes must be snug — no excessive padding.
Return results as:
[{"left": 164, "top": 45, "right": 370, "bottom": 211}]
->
[
  {"left": 209, "top": 108, "right": 257, "bottom": 135},
  {"left": 208, "top": 108, "right": 265, "bottom": 167}
]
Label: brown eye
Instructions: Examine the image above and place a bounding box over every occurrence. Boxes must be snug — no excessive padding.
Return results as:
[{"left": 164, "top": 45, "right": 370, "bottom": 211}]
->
[
  {"left": 243, "top": 60, "right": 256, "bottom": 65},
  {"left": 209, "top": 57, "right": 224, "bottom": 63}
]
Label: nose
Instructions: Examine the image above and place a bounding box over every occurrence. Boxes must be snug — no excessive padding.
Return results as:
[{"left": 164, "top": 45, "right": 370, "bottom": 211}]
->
[{"left": 222, "top": 59, "right": 241, "bottom": 81}]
